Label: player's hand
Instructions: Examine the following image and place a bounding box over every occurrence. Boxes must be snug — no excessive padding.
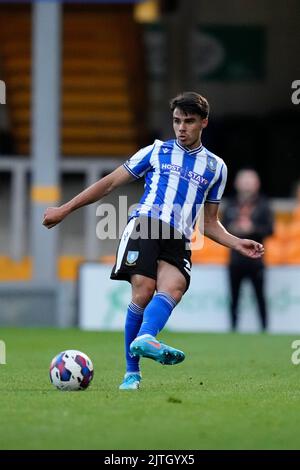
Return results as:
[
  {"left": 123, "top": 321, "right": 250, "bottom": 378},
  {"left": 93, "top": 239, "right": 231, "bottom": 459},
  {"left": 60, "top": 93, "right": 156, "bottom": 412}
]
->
[
  {"left": 42, "top": 206, "right": 66, "bottom": 229},
  {"left": 235, "top": 238, "right": 264, "bottom": 259}
]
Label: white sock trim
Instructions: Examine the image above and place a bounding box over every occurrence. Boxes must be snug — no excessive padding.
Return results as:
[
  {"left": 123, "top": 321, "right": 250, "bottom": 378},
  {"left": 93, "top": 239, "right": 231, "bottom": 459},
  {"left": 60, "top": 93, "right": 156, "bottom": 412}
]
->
[
  {"left": 125, "top": 372, "right": 141, "bottom": 378},
  {"left": 129, "top": 302, "right": 144, "bottom": 315}
]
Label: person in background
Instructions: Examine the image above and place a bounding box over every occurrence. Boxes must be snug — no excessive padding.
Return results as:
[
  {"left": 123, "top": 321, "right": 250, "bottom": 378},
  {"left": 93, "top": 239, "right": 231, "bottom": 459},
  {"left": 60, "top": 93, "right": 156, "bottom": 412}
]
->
[{"left": 222, "top": 169, "right": 273, "bottom": 332}]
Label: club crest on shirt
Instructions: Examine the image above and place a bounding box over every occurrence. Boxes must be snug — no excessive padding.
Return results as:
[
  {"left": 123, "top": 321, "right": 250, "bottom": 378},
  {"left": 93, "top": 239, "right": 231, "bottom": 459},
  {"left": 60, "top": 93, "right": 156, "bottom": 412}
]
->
[
  {"left": 206, "top": 156, "right": 217, "bottom": 172},
  {"left": 126, "top": 251, "right": 139, "bottom": 265}
]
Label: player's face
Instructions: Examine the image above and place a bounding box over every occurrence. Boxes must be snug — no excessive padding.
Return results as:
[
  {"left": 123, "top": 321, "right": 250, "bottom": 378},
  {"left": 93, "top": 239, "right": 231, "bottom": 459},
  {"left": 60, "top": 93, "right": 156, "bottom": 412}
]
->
[{"left": 173, "top": 108, "right": 208, "bottom": 149}]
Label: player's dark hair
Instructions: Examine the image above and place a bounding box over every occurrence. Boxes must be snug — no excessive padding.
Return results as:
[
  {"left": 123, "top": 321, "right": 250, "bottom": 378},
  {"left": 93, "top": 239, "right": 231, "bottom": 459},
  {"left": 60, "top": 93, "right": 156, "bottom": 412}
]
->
[{"left": 170, "top": 92, "right": 210, "bottom": 119}]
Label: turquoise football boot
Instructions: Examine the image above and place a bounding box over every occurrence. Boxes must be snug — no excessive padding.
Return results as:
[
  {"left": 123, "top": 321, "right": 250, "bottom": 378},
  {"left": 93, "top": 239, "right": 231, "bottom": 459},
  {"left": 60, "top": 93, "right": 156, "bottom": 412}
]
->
[
  {"left": 130, "top": 334, "right": 185, "bottom": 365},
  {"left": 119, "top": 373, "right": 141, "bottom": 390}
]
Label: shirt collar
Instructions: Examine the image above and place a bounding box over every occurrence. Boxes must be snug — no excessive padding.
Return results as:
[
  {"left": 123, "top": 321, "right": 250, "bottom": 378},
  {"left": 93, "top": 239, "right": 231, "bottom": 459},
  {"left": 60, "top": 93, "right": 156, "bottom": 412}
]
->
[{"left": 175, "top": 140, "right": 204, "bottom": 154}]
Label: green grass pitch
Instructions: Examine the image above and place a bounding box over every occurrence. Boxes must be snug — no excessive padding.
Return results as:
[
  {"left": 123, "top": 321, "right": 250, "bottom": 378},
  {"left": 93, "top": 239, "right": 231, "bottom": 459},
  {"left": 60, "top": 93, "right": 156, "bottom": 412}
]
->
[{"left": 0, "top": 328, "right": 300, "bottom": 450}]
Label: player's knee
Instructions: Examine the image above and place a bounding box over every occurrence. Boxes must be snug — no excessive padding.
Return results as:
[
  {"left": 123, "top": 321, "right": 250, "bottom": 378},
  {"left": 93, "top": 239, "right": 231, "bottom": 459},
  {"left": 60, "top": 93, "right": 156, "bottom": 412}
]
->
[
  {"left": 132, "top": 285, "right": 155, "bottom": 308},
  {"left": 158, "top": 280, "right": 186, "bottom": 303},
  {"left": 167, "top": 288, "right": 184, "bottom": 303}
]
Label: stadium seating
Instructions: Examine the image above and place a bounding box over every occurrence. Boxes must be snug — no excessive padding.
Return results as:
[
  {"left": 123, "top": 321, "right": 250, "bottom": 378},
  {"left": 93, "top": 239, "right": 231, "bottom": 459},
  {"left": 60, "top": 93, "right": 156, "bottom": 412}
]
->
[{"left": 0, "top": 4, "right": 146, "bottom": 156}]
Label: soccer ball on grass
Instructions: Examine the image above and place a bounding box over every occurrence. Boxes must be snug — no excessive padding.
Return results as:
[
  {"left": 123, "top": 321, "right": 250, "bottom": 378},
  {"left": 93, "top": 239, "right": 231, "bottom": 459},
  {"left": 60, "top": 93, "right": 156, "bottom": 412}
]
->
[{"left": 49, "top": 349, "right": 94, "bottom": 391}]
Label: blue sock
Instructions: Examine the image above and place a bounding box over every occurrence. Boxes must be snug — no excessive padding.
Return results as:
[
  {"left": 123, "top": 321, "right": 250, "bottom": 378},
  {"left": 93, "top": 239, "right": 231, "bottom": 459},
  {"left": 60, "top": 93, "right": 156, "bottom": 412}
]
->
[
  {"left": 137, "top": 292, "right": 177, "bottom": 338},
  {"left": 125, "top": 302, "right": 144, "bottom": 373}
]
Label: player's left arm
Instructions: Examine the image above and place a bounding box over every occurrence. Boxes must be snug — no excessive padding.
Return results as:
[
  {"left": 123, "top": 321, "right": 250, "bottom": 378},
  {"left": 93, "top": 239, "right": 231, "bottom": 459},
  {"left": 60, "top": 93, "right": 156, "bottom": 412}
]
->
[{"left": 203, "top": 202, "right": 265, "bottom": 259}]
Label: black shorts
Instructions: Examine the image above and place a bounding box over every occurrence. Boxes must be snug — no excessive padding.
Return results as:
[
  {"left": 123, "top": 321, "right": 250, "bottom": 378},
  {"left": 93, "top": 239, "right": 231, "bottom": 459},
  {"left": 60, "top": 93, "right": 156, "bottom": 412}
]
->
[{"left": 110, "top": 216, "right": 192, "bottom": 291}]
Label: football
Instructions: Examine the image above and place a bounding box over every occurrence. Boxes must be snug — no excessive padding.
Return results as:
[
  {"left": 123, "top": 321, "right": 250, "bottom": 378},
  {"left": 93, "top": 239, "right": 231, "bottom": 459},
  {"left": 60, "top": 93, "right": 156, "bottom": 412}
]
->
[{"left": 49, "top": 349, "right": 94, "bottom": 391}]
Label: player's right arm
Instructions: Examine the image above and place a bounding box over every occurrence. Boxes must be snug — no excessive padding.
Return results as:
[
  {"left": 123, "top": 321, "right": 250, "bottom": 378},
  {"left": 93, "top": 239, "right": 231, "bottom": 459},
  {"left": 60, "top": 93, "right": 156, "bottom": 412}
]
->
[{"left": 43, "top": 165, "right": 134, "bottom": 229}]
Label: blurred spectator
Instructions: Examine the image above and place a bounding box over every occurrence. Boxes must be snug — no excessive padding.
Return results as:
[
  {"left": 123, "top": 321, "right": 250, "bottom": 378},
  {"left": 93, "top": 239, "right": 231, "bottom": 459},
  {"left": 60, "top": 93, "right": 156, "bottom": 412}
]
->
[{"left": 222, "top": 169, "right": 274, "bottom": 332}]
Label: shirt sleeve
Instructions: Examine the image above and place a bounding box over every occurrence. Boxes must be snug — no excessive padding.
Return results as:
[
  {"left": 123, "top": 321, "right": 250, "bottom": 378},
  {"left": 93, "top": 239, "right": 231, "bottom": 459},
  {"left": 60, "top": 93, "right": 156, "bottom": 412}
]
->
[
  {"left": 206, "top": 162, "right": 228, "bottom": 203},
  {"left": 123, "top": 142, "right": 155, "bottom": 179}
]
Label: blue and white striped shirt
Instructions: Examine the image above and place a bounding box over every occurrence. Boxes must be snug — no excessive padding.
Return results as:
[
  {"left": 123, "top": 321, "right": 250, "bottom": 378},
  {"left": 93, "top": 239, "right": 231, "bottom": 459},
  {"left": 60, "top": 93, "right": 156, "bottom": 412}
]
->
[{"left": 123, "top": 139, "right": 227, "bottom": 240}]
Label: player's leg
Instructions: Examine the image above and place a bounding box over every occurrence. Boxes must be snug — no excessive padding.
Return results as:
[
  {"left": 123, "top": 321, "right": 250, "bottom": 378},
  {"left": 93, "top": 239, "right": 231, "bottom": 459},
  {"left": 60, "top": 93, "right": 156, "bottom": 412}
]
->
[
  {"left": 138, "top": 260, "right": 186, "bottom": 336},
  {"left": 249, "top": 264, "right": 268, "bottom": 331},
  {"left": 135, "top": 224, "right": 190, "bottom": 340},
  {"left": 228, "top": 264, "right": 243, "bottom": 331},
  {"left": 119, "top": 275, "right": 156, "bottom": 390},
  {"left": 156, "top": 259, "right": 187, "bottom": 301},
  {"left": 110, "top": 217, "right": 158, "bottom": 389},
  {"left": 130, "top": 261, "right": 187, "bottom": 365}
]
